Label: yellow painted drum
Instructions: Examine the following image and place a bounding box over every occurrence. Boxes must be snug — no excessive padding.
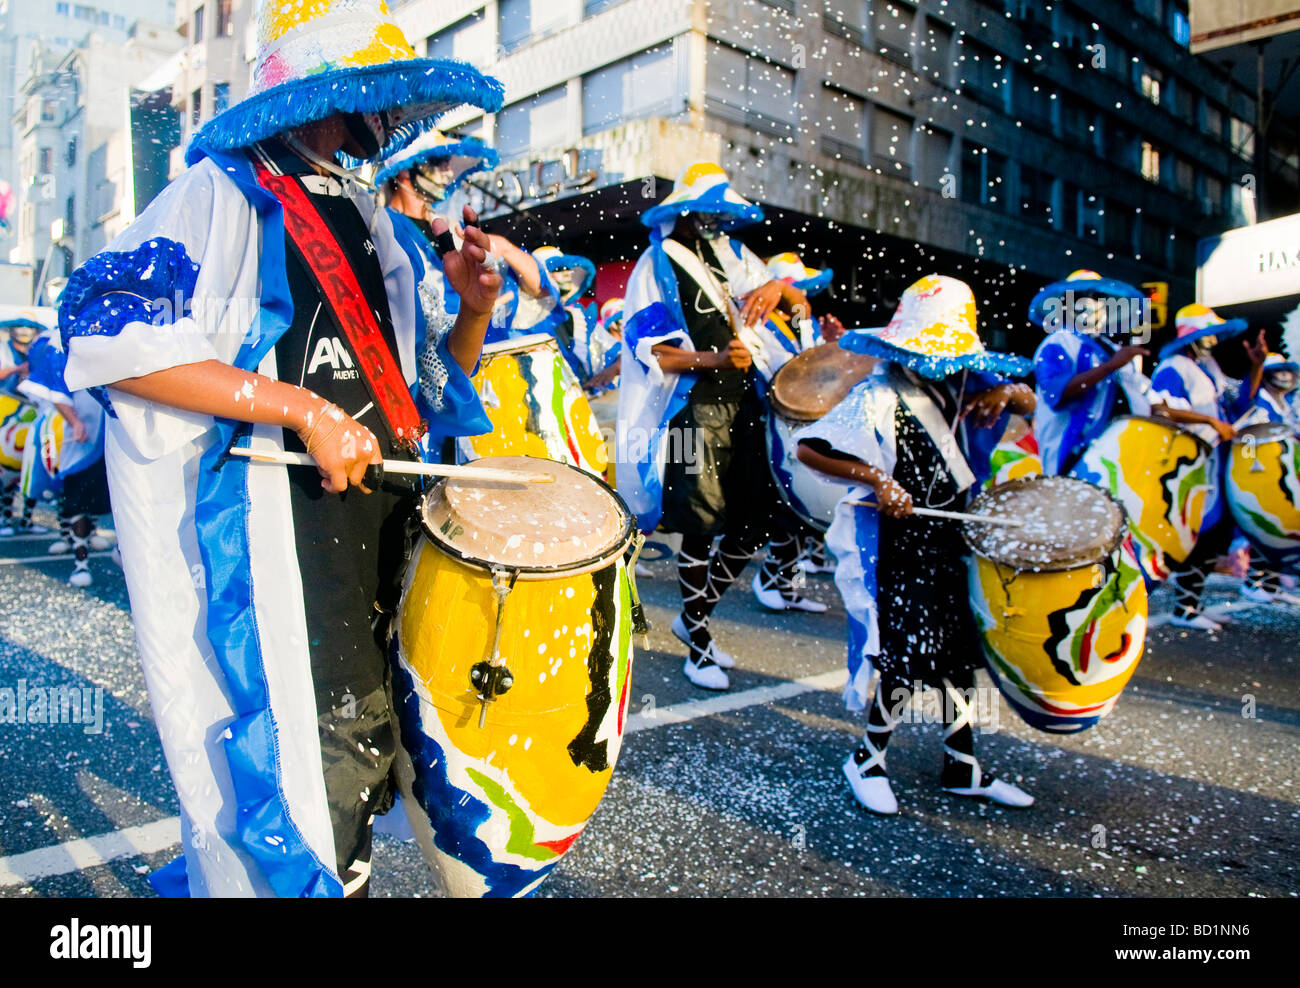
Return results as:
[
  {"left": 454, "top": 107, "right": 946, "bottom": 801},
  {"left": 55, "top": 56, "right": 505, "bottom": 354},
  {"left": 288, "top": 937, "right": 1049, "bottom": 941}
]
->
[
  {"left": 1226, "top": 422, "right": 1300, "bottom": 561},
  {"left": 1071, "top": 414, "right": 1217, "bottom": 583},
  {"left": 0, "top": 395, "right": 37, "bottom": 473},
  {"left": 393, "top": 456, "right": 636, "bottom": 897},
  {"left": 985, "top": 414, "right": 1042, "bottom": 489},
  {"left": 457, "top": 334, "right": 607, "bottom": 476},
  {"left": 966, "top": 477, "right": 1148, "bottom": 734}
]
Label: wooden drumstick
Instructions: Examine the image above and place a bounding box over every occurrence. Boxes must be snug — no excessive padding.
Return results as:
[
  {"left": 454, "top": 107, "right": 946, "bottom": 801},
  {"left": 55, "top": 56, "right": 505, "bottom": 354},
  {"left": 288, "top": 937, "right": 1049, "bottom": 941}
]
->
[
  {"left": 847, "top": 500, "right": 1025, "bottom": 527},
  {"left": 229, "top": 447, "right": 555, "bottom": 486}
]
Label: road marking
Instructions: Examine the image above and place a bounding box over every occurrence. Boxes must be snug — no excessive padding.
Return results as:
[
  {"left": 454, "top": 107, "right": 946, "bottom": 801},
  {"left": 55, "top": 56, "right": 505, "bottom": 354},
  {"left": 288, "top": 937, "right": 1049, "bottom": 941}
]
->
[
  {"left": 0, "top": 668, "right": 848, "bottom": 888},
  {"left": 0, "top": 551, "right": 115, "bottom": 567}
]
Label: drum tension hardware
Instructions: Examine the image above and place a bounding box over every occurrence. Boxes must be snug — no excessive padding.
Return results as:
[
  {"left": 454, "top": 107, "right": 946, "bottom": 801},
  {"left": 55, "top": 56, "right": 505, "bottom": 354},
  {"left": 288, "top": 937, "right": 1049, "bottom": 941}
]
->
[
  {"left": 626, "top": 532, "right": 650, "bottom": 648},
  {"left": 474, "top": 567, "right": 520, "bottom": 728}
]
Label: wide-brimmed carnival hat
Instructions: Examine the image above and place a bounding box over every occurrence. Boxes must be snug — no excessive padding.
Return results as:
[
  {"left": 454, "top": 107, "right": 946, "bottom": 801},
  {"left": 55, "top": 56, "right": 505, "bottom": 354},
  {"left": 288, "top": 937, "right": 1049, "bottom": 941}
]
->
[
  {"left": 1, "top": 318, "right": 47, "bottom": 344},
  {"left": 839, "top": 274, "right": 1032, "bottom": 380},
  {"left": 187, "top": 0, "right": 503, "bottom": 165},
  {"left": 1262, "top": 352, "right": 1299, "bottom": 376},
  {"left": 599, "top": 297, "right": 624, "bottom": 327},
  {"left": 534, "top": 246, "right": 596, "bottom": 300},
  {"left": 641, "top": 161, "right": 763, "bottom": 236},
  {"left": 1159, "top": 303, "right": 1250, "bottom": 360},
  {"left": 767, "top": 252, "right": 833, "bottom": 296},
  {"left": 373, "top": 130, "right": 498, "bottom": 201},
  {"left": 1028, "top": 269, "right": 1147, "bottom": 332}
]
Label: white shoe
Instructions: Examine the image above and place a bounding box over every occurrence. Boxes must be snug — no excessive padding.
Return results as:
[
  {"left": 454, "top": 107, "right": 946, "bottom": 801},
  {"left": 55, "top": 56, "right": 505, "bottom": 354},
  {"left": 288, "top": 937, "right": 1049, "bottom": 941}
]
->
[
  {"left": 69, "top": 567, "right": 92, "bottom": 588},
  {"left": 944, "top": 776, "right": 1035, "bottom": 808},
  {"left": 634, "top": 562, "right": 653, "bottom": 579},
  {"left": 48, "top": 539, "right": 72, "bottom": 555},
  {"left": 1168, "top": 609, "right": 1223, "bottom": 632},
  {"left": 88, "top": 533, "right": 111, "bottom": 551},
  {"left": 670, "top": 614, "right": 734, "bottom": 668},
  {"left": 682, "top": 655, "right": 729, "bottom": 690},
  {"left": 842, "top": 755, "right": 899, "bottom": 815},
  {"left": 750, "top": 572, "right": 830, "bottom": 613},
  {"left": 797, "top": 558, "right": 836, "bottom": 575}
]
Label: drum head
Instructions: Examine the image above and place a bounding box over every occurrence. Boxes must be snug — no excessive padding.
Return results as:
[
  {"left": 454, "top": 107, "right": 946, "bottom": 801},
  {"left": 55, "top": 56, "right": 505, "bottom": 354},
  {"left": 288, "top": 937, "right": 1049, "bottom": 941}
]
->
[
  {"left": 480, "top": 332, "right": 558, "bottom": 359},
  {"left": 1237, "top": 421, "right": 1297, "bottom": 445},
  {"left": 770, "top": 343, "right": 876, "bottom": 422},
  {"left": 420, "top": 456, "right": 635, "bottom": 577},
  {"left": 965, "top": 476, "right": 1126, "bottom": 571}
]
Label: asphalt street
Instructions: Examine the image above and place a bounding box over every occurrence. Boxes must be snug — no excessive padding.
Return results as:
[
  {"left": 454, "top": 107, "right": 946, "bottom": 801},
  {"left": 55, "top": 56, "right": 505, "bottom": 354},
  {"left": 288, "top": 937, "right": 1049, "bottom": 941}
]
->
[{"left": 0, "top": 516, "right": 1296, "bottom": 898}]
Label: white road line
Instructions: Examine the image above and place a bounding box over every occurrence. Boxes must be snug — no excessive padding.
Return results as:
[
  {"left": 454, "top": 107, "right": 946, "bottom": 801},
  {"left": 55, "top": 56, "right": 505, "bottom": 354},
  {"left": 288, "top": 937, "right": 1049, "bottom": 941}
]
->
[
  {"left": 0, "top": 551, "right": 115, "bottom": 567},
  {"left": 0, "top": 667, "right": 847, "bottom": 888},
  {"left": 0, "top": 817, "right": 181, "bottom": 888}
]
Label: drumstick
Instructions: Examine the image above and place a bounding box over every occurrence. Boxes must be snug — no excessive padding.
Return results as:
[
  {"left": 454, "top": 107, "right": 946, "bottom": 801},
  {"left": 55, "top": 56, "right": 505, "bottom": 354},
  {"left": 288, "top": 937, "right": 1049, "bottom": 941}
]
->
[
  {"left": 847, "top": 500, "right": 1025, "bottom": 527},
  {"left": 229, "top": 447, "right": 554, "bottom": 485}
]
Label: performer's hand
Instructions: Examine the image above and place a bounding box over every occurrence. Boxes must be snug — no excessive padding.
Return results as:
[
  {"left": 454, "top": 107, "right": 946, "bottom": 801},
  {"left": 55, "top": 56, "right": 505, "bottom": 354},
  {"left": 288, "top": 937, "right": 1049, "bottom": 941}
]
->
[
  {"left": 1110, "top": 344, "right": 1150, "bottom": 366},
  {"left": 873, "top": 477, "right": 914, "bottom": 518},
  {"left": 1211, "top": 419, "right": 1238, "bottom": 443},
  {"left": 1244, "top": 329, "right": 1268, "bottom": 367},
  {"left": 437, "top": 205, "right": 502, "bottom": 320},
  {"left": 296, "top": 403, "right": 382, "bottom": 494},
  {"left": 584, "top": 364, "right": 619, "bottom": 392},
  {"left": 70, "top": 420, "right": 89, "bottom": 444},
  {"left": 740, "top": 280, "right": 784, "bottom": 328},
  {"left": 711, "top": 339, "right": 753, "bottom": 371},
  {"left": 819, "top": 313, "right": 848, "bottom": 342},
  {"left": 962, "top": 386, "right": 1014, "bottom": 428}
]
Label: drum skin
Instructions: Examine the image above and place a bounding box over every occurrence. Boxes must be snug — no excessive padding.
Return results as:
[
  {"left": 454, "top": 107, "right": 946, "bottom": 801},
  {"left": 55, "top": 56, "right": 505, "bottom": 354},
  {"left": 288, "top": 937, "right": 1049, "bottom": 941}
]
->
[
  {"left": 0, "top": 395, "right": 36, "bottom": 473},
  {"left": 458, "top": 335, "right": 607, "bottom": 476},
  {"left": 985, "top": 414, "right": 1042, "bottom": 489},
  {"left": 1072, "top": 415, "right": 1217, "bottom": 584},
  {"left": 393, "top": 541, "right": 633, "bottom": 898},
  {"left": 969, "top": 537, "right": 1148, "bottom": 734},
  {"left": 1226, "top": 424, "right": 1300, "bottom": 558},
  {"left": 766, "top": 411, "right": 852, "bottom": 531}
]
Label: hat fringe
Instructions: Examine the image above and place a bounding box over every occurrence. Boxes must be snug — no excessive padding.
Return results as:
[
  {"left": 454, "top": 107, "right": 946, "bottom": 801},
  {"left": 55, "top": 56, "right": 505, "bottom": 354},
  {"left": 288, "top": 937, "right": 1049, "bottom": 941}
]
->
[
  {"left": 186, "top": 60, "right": 504, "bottom": 164},
  {"left": 839, "top": 330, "right": 1032, "bottom": 380},
  {"left": 794, "top": 268, "right": 833, "bottom": 296},
  {"left": 641, "top": 197, "right": 762, "bottom": 232},
  {"left": 372, "top": 136, "right": 499, "bottom": 188}
]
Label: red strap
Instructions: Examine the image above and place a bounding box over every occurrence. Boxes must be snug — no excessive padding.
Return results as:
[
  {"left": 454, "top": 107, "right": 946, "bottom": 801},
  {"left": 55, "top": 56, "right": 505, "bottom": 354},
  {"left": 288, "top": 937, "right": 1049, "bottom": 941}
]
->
[{"left": 253, "top": 158, "right": 425, "bottom": 450}]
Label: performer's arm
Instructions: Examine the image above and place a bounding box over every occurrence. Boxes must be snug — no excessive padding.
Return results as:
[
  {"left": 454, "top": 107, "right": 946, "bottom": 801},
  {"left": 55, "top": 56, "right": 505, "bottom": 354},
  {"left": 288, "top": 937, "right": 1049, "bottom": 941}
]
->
[
  {"left": 485, "top": 233, "right": 545, "bottom": 298},
  {"left": 796, "top": 440, "right": 913, "bottom": 518},
  {"left": 433, "top": 206, "right": 502, "bottom": 374},
  {"left": 1060, "top": 344, "right": 1149, "bottom": 403},
  {"left": 739, "top": 279, "right": 808, "bottom": 328},
  {"left": 1240, "top": 330, "right": 1268, "bottom": 405},
  {"left": 962, "top": 383, "right": 1036, "bottom": 428},
  {"left": 1152, "top": 404, "right": 1237, "bottom": 442},
  {"left": 651, "top": 340, "right": 752, "bottom": 374},
  {"left": 55, "top": 401, "right": 88, "bottom": 444},
  {"left": 110, "top": 362, "right": 381, "bottom": 493}
]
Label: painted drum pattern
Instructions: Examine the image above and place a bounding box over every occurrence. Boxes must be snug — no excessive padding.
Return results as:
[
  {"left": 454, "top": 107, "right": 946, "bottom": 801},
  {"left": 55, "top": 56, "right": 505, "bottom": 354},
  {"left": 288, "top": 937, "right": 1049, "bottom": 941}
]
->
[
  {"left": 1226, "top": 422, "right": 1300, "bottom": 563},
  {"left": 985, "top": 414, "right": 1042, "bottom": 489},
  {"left": 0, "top": 395, "right": 36, "bottom": 473}
]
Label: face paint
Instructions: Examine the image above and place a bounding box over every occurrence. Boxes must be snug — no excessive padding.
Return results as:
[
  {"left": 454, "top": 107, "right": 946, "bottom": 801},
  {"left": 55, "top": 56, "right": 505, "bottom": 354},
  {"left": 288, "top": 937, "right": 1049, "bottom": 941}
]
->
[{"left": 1267, "top": 370, "right": 1296, "bottom": 393}]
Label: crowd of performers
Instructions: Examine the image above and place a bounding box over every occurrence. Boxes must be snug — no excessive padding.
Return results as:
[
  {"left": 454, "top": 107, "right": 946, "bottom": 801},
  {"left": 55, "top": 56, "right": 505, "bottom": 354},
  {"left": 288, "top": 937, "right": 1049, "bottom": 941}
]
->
[{"left": 4, "top": 0, "right": 1297, "bottom": 897}]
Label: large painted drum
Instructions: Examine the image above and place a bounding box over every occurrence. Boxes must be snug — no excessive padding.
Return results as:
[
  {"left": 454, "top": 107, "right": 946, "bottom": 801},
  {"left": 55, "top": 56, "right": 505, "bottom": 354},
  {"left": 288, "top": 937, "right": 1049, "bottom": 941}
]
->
[
  {"left": 1071, "top": 414, "right": 1218, "bottom": 584},
  {"left": 393, "top": 456, "right": 637, "bottom": 897},
  {"left": 984, "top": 414, "right": 1042, "bottom": 489},
  {"left": 766, "top": 342, "right": 876, "bottom": 530},
  {"left": 965, "top": 476, "right": 1148, "bottom": 734},
  {"left": 1226, "top": 422, "right": 1300, "bottom": 561},
  {"left": 457, "top": 333, "right": 607, "bottom": 476},
  {"left": 0, "top": 395, "right": 37, "bottom": 473}
]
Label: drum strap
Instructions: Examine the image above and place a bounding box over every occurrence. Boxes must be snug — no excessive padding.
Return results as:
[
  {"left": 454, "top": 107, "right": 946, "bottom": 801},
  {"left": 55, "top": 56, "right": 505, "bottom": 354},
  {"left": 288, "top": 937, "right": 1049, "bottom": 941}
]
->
[
  {"left": 251, "top": 153, "right": 426, "bottom": 451},
  {"left": 890, "top": 369, "right": 976, "bottom": 493}
]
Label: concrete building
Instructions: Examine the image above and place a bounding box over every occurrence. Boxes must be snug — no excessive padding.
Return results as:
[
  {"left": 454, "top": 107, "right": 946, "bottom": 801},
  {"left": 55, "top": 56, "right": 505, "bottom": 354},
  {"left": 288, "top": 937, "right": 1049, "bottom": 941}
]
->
[
  {"left": 392, "top": 0, "right": 1298, "bottom": 348},
  {"left": 0, "top": 0, "right": 176, "bottom": 270},
  {"left": 9, "top": 24, "right": 182, "bottom": 302}
]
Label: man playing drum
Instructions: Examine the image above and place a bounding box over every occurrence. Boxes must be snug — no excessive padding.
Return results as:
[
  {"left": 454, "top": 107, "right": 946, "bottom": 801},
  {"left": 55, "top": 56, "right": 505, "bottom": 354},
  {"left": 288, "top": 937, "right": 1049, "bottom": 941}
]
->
[
  {"left": 795, "top": 275, "right": 1037, "bottom": 815},
  {"left": 57, "top": 0, "right": 503, "bottom": 897},
  {"left": 1150, "top": 304, "right": 1267, "bottom": 631},
  {"left": 616, "top": 161, "right": 810, "bottom": 690}
]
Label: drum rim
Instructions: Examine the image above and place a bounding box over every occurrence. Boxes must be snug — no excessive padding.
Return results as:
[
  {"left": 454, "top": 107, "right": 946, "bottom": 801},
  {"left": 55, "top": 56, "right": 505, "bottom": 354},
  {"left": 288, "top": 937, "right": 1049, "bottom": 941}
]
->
[
  {"left": 480, "top": 332, "right": 562, "bottom": 359},
  {"left": 1234, "top": 421, "right": 1299, "bottom": 444},
  {"left": 769, "top": 342, "right": 874, "bottom": 423},
  {"left": 964, "top": 475, "right": 1129, "bottom": 572},
  {"left": 1107, "top": 413, "right": 1214, "bottom": 456},
  {"left": 419, "top": 458, "right": 637, "bottom": 579}
]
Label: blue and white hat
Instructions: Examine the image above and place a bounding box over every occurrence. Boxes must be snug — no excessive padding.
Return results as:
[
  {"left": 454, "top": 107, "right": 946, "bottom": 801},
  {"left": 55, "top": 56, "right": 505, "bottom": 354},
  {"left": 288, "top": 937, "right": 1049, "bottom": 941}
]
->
[
  {"left": 767, "top": 252, "right": 833, "bottom": 296},
  {"left": 533, "top": 246, "right": 596, "bottom": 301},
  {"left": 374, "top": 131, "right": 499, "bottom": 202},
  {"left": 641, "top": 161, "right": 763, "bottom": 236}
]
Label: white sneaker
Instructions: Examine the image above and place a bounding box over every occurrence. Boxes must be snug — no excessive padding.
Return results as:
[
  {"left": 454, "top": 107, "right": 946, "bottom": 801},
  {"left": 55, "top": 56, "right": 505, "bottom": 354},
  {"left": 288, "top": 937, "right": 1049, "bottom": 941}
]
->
[
  {"left": 944, "top": 776, "right": 1035, "bottom": 808},
  {"left": 47, "top": 539, "right": 72, "bottom": 555},
  {"left": 69, "top": 567, "right": 92, "bottom": 588},
  {"left": 670, "top": 614, "right": 734, "bottom": 668},
  {"left": 842, "top": 756, "right": 899, "bottom": 815},
  {"left": 1168, "top": 609, "right": 1223, "bottom": 632},
  {"left": 682, "top": 655, "right": 729, "bottom": 690},
  {"left": 88, "top": 533, "right": 111, "bottom": 551},
  {"left": 750, "top": 572, "right": 830, "bottom": 613}
]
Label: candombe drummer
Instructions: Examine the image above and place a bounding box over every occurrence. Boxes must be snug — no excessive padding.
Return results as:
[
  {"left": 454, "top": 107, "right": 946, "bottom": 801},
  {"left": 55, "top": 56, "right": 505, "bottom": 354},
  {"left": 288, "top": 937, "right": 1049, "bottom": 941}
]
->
[{"left": 57, "top": 0, "right": 503, "bottom": 897}]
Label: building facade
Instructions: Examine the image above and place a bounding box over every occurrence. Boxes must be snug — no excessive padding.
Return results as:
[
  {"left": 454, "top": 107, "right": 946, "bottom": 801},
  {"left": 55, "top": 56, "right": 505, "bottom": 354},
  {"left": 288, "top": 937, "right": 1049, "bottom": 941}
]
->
[{"left": 393, "top": 0, "right": 1293, "bottom": 345}]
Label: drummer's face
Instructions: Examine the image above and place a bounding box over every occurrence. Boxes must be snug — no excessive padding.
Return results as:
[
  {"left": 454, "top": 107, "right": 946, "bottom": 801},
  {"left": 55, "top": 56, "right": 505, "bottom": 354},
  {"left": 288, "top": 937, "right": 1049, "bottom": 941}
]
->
[{"left": 1268, "top": 370, "right": 1296, "bottom": 392}]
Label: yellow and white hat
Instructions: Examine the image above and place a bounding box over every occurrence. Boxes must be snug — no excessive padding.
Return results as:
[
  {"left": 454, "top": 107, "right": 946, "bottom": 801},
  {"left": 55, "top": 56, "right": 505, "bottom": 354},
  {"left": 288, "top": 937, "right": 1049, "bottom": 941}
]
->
[
  {"left": 641, "top": 161, "right": 763, "bottom": 236},
  {"left": 840, "top": 274, "right": 1031, "bottom": 379},
  {"left": 766, "top": 252, "right": 833, "bottom": 296},
  {"left": 1160, "top": 303, "right": 1249, "bottom": 359},
  {"left": 189, "top": 0, "right": 503, "bottom": 163}
]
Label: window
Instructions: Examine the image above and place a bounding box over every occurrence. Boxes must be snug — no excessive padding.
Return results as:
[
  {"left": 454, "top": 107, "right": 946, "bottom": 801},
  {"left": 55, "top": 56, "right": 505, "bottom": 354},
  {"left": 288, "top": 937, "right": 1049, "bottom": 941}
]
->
[
  {"left": 961, "top": 142, "right": 1007, "bottom": 208},
  {"left": 873, "top": 1, "right": 916, "bottom": 67},
  {"left": 823, "top": 1, "right": 868, "bottom": 46},
  {"left": 1174, "top": 157, "right": 1194, "bottom": 196},
  {"left": 1202, "top": 174, "right": 1224, "bottom": 215},
  {"left": 65, "top": 138, "right": 77, "bottom": 167},
  {"left": 1201, "top": 100, "right": 1224, "bottom": 139},
  {"left": 914, "top": 123, "right": 951, "bottom": 189},
  {"left": 193, "top": 5, "right": 205, "bottom": 44},
  {"left": 1018, "top": 165, "right": 1054, "bottom": 226},
  {"left": 917, "top": 16, "right": 952, "bottom": 82},
  {"left": 1140, "top": 141, "right": 1160, "bottom": 182},
  {"left": 426, "top": 10, "right": 491, "bottom": 66},
  {"left": 705, "top": 41, "right": 797, "bottom": 138},
  {"left": 214, "top": 81, "right": 230, "bottom": 113},
  {"left": 1138, "top": 65, "right": 1162, "bottom": 106},
  {"left": 41, "top": 100, "right": 57, "bottom": 123},
  {"left": 955, "top": 38, "right": 1005, "bottom": 109},
  {"left": 218, "top": 0, "right": 233, "bottom": 37},
  {"left": 582, "top": 46, "right": 678, "bottom": 135},
  {"left": 74, "top": 5, "right": 94, "bottom": 21},
  {"left": 39, "top": 147, "right": 53, "bottom": 174},
  {"left": 584, "top": 0, "right": 628, "bottom": 14},
  {"left": 56, "top": 2, "right": 70, "bottom": 15},
  {"left": 1138, "top": 215, "right": 1168, "bottom": 265},
  {"left": 820, "top": 86, "right": 866, "bottom": 165},
  {"left": 1016, "top": 70, "right": 1055, "bottom": 131},
  {"left": 1230, "top": 117, "right": 1254, "bottom": 158},
  {"left": 1080, "top": 191, "right": 1103, "bottom": 242},
  {"left": 191, "top": 86, "right": 203, "bottom": 127},
  {"left": 1171, "top": 9, "right": 1191, "bottom": 46},
  {"left": 498, "top": 0, "right": 564, "bottom": 54},
  {"left": 113, "top": 14, "right": 124, "bottom": 29},
  {"left": 495, "top": 85, "right": 567, "bottom": 157},
  {"left": 98, "top": 10, "right": 109, "bottom": 23},
  {"left": 870, "top": 106, "right": 913, "bottom": 177}
]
